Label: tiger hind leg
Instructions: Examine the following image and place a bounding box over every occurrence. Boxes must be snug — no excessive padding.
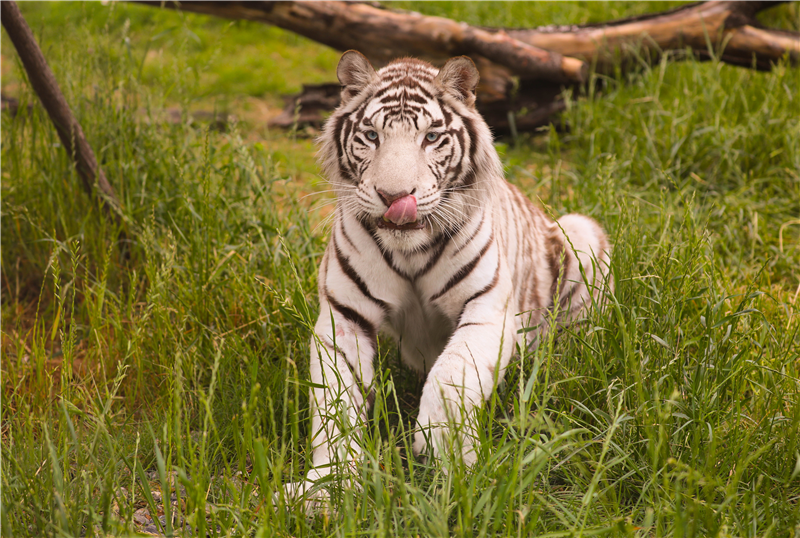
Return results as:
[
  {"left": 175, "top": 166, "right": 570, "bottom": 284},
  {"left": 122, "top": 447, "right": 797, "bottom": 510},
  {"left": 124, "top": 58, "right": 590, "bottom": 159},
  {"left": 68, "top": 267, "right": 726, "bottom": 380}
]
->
[
  {"left": 525, "top": 214, "right": 612, "bottom": 349},
  {"left": 553, "top": 213, "right": 613, "bottom": 323}
]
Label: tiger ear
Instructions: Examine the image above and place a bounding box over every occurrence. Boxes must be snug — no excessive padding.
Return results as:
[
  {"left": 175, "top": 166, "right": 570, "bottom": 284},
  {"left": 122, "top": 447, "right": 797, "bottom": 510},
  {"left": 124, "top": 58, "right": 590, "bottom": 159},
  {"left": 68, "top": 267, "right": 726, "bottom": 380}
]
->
[
  {"left": 435, "top": 56, "right": 480, "bottom": 107},
  {"left": 337, "top": 50, "right": 377, "bottom": 105}
]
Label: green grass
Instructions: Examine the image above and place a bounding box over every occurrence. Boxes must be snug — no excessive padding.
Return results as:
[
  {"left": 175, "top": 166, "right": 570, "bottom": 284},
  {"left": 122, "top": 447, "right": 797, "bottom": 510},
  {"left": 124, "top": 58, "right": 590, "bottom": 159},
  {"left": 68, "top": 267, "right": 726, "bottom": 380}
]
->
[
  {"left": 4, "top": 1, "right": 340, "bottom": 99},
  {"left": 2, "top": 2, "right": 800, "bottom": 537}
]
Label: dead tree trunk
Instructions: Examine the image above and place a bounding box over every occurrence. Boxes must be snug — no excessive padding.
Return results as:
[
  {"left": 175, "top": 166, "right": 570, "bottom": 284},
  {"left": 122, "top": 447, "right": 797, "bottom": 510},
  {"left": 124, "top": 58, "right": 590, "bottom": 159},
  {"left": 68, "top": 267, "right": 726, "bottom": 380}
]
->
[
  {"left": 2, "top": 0, "right": 124, "bottom": 224},
  {"left": 134, "top": 1, "right": 799, "bottom": 133}
]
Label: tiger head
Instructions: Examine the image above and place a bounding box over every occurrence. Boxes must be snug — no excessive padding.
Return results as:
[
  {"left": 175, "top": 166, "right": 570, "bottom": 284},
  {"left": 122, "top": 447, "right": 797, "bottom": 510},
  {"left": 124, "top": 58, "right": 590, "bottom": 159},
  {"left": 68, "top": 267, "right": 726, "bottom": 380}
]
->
[{"left": 320, "top": 51, "right": 502, "bottom": 252}]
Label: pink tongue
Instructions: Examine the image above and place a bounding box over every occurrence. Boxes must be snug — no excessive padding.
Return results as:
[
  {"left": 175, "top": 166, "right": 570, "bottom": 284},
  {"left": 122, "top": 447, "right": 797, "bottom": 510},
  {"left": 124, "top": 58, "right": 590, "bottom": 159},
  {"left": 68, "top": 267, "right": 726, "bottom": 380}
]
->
[{"left": 383, "top": 195, "right": 417, "bottom": 225}]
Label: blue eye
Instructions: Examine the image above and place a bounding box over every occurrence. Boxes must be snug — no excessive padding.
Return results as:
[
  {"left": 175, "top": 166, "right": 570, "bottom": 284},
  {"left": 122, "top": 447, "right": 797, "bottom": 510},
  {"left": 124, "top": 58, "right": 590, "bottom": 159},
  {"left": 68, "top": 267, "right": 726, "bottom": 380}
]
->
[
  {"left": 426, "top": 132, "right": 440, "bottom": 142},
  {"left": 366, "top": 130, "right": 378, "bottom": 141}
]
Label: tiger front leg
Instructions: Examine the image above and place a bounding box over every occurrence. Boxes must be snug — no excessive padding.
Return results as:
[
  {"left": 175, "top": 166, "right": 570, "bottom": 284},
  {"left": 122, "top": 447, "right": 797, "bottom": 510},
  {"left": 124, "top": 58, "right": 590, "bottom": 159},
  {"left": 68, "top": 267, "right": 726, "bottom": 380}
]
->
[
  {"left": 413, "top": 276, "right": 516, "bottom": 466},
  {"left": 283, "top": 297, "right": 380, "bottom": 507}
]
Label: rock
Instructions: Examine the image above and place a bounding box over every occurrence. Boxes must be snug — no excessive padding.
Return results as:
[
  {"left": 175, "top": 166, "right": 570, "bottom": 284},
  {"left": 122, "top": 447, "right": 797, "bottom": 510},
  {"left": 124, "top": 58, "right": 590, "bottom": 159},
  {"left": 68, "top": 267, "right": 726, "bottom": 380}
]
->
[
  {"left": 141, "top": 524, "right": 161, "bottom": 536},
  {"left": 132, "top": 508, "right": 151, "bottom": 525}
]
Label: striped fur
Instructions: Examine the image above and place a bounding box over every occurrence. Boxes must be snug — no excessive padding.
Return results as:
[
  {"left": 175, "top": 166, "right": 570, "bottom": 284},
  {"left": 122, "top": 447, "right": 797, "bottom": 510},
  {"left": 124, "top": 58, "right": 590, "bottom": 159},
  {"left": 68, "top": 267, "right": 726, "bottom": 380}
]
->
[{"left": 287, "top": 52, "right": 612, "bottom": 503}]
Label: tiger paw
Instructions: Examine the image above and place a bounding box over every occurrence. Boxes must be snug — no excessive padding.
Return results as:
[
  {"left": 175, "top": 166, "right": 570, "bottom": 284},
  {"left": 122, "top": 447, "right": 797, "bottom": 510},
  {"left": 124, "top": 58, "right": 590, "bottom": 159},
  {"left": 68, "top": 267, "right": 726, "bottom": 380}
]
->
[
  {"left": 276, "top": 464, "right": 362, "bottom": 515},
  {"left": 415, "top": 375, "right": 479, "bottom": 467},
  {"left": 278, "top": 478, "right": 332, "bottom": 516}
]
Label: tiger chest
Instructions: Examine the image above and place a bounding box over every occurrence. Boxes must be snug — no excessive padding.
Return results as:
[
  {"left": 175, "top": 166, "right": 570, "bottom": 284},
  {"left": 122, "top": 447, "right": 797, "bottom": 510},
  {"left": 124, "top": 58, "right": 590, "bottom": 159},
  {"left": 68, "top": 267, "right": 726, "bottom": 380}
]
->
[
  {"left": 382, "top": 280, "right": 457, "bottom": 372},
  {"left": 374, "top": 244, "right": 509, "bottom": 371}
]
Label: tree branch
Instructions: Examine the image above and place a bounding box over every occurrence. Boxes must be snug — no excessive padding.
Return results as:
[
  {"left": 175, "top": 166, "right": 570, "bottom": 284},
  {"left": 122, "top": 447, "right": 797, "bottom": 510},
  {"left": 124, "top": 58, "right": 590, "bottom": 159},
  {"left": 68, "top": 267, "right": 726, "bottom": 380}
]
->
[
  {"left": 503, "top": 1, "right": 798, "bottom": 71},
  {"left": 133, "top": 1, "right": 588, "bottom": 84},
  {"left": 1, "top": 0, "right": 124, "bottom": 225},
  {"left": 131, "top": 0, "right": 799, "bottom": 133}
]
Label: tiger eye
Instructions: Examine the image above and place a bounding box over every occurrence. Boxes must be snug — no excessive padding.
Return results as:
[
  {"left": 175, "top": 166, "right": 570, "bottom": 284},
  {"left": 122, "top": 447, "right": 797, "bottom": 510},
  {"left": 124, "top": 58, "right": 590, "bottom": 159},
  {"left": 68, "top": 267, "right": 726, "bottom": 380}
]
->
[
  {"left": 426, "top": 132, "right": 440, "bottom": 142},
  {"left": 366, "top": 130, "right": 378, "bottom": 141}
]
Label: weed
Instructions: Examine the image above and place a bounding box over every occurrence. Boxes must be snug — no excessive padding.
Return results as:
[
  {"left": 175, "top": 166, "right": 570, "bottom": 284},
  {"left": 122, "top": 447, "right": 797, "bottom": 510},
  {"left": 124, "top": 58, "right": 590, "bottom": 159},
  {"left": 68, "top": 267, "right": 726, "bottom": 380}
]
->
[{"left": 2, "top": 2, "right": 799, "bottom": 536}]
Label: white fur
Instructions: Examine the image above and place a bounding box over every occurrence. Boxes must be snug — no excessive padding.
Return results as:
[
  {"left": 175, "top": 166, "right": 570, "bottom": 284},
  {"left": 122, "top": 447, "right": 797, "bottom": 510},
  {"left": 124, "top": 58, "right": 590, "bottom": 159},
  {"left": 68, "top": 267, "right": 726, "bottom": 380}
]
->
[{"left": 283, "top": 55, "right": 613, "bottom": 509}]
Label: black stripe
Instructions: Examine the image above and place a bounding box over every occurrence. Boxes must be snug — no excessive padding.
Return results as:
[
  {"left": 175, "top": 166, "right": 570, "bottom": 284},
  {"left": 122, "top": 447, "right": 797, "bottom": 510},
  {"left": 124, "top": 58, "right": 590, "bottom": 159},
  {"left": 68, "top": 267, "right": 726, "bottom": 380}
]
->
[
  {"left": 326, "top": 292, "right": 377, "bottom": 342},
  {"left": 439, "top": 103, "right": 465, "bottom": 186},
  {"left": 437, "top": 102, "right": 465, "bottom": 187},
  {"left": 528, "top": 273, "right": 540, "bottom": 313},
  {"left": 321, "top": 339, "right": 357, "bottom": 375},
  {"left": 449, "top": 128, "right": 466, "bottom": 183},
  {"left": 558, "top": 276, "right": 579, "bottom": 313},
  {"left": 455, "top": 322, "right": 487, "bottom": 331},
  {"left": 463, "top": 115, "right": 479, "bottom": 165},
  {"left": 521, "top": 201, "right": 540, "bottom": 314},
  {"left": 320, "top": 339, "right": 374, "bottom": 410},
  {"left": 333, "top": 234, "right": 389, "bottom": 313},
  {"left": 547, "top": 240, "right": 564, "bottom": 306},
  {"left": 461, "top": 115, "right": 479, "bottom": 187},
  {"left": 335, "top": 99, "right": 372, "bottom": 183},
  {"left": 374, "top": 80, "right": 434, "bottom": 102},
  {"left": 430, "top": 232, "right": 494, "bottom": 301},
  {"left": 509, "top": 193, "right": 521, "bottom": 288},
  {"left": 439, "top": 99, "right": 453, "bottom": 124},
  {"left": 456, "top": 259, "right": 501, "bottom": 325},
  {"left": 339, "top": 217, "right": 359, "bottom": 253},
  {"left": 413, "top": 234, "right": 448, "bottom": 280},
  {"left": 559, "top": 248, "right": 572, "bottom": 299},
  {"left": 358, "top": 218, "right": 412, "bottom": 280},
  {"left": 379, "top": 103, "right": 426, "bottom": 115},
  {"left": 333, "top": 114, "right": 352, "bottom": 183},
  {"left": 404, "top": 92, "right": 431, "bottom": 105},
  {"left": 460, "top": 169, "right": 477, "bottom": 188},
  {"left": 341, "top": 125, "right": 359, "bottom": 182},
  {"left": 454, "top": 213, "right": 485, "bottom": 254},
  {"left": 323, "top": 247, "right": 331, "bottom": 276},
  {"left": 527, "top": 237, "right": 540, "bottom": 313},
  {"left": 463, "top": 258, "right": 500, "bottom": 309}
]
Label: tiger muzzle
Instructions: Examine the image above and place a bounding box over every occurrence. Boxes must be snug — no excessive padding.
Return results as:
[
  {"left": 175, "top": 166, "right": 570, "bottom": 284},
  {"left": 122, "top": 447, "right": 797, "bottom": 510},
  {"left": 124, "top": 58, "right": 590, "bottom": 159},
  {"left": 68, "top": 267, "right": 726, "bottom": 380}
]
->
[{"left": 379, "top": 194, "right": 425, "bottom": 230}]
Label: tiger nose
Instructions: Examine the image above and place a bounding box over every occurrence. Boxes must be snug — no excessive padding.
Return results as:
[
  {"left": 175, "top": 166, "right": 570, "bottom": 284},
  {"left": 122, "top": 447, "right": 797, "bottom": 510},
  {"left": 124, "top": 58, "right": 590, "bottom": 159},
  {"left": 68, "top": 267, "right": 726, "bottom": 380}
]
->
[{"left": 376, "top": 188, "right": 416, "bottom": 207}]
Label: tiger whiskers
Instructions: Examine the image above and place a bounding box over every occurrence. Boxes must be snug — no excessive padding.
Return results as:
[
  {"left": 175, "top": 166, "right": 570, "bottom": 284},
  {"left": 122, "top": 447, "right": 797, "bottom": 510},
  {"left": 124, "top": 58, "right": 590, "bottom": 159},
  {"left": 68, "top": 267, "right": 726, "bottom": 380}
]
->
[{"left": 312, "top": 196, "right": 363, "bottom": 234}]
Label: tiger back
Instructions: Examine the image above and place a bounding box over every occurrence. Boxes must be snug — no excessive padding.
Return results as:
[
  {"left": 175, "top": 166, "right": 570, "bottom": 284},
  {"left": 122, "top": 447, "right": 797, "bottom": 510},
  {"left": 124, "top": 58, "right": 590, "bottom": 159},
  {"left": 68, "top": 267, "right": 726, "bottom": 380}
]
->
[{"left": 286, "top": 51, "right": 612, "bottom": 504}]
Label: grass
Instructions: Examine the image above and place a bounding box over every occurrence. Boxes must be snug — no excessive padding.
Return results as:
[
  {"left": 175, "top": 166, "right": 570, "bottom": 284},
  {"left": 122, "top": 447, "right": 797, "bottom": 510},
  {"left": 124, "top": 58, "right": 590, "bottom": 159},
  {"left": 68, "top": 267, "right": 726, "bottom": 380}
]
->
[{"left": 2, "top": 1, "right": 800, "bottom": 536}]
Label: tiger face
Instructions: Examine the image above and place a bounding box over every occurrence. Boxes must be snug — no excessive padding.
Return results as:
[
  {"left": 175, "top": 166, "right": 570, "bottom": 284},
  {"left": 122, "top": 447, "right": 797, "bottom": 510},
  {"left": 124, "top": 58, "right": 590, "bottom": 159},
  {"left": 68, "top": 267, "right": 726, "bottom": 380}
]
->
[{"left": 320, "top": 52, "right": 500, "bottom": 253}]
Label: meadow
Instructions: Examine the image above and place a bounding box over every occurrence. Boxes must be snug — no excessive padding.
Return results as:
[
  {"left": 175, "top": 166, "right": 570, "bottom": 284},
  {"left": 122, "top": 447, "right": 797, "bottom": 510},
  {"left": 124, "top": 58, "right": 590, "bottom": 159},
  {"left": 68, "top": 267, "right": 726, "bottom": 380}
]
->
[{"left": 2, "top": 2, "right": 799, "bottom": 536}]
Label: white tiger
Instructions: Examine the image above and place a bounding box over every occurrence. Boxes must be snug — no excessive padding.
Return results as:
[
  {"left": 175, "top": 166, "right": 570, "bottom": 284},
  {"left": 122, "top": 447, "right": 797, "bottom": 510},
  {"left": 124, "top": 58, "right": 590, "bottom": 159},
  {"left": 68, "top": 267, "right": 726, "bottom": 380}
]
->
[{"left": 286, "top": 51, "right": 611, "bottom": 504}]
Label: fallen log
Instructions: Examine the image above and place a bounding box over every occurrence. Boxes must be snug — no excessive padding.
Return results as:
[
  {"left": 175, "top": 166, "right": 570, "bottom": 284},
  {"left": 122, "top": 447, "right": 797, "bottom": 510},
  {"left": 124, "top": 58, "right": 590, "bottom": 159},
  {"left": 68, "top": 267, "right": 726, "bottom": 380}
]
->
[
  {"left": 135, "top": 1, "right": 799, "bottom": 133},
  {"left": 135, "top": 0, "right": 588, "bottom": 87},
  {"left": 502, "top": 1, "right": 800, "bottom": 71}
]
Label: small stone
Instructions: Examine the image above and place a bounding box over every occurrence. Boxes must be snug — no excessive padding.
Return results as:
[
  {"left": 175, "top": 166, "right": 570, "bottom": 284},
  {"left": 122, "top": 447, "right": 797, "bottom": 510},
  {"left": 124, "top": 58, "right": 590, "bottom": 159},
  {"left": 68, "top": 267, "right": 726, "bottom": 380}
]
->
[
  {"left": 133, "top": 508, "right": 151, "bottom": 525},
  {"left": 141, "top": 524, "right": 161, "bottom": 536}
]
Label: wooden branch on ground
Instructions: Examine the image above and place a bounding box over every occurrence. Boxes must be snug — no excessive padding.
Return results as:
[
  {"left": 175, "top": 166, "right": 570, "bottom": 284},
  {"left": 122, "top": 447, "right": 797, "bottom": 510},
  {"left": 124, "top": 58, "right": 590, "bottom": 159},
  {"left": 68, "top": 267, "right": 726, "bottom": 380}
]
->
[
  {"left": 134, "top": 0, "right": 588, "bottom": 86},
  {"left": 1, "top": 0, "right": 124, "bottom": 224},
  {"left": 502, "top": 1, "right": 800, "bottom": 72},
  {"left": 134, "top": 1, "right": 800, "bottom": 132}
]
